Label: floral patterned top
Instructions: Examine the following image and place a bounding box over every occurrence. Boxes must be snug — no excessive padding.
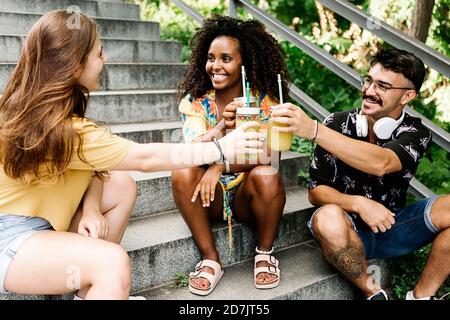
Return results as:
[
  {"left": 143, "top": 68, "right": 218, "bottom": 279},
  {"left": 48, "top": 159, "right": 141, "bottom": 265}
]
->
[{"left": 309, "top": 108, "right": 432, "bottom": 211}]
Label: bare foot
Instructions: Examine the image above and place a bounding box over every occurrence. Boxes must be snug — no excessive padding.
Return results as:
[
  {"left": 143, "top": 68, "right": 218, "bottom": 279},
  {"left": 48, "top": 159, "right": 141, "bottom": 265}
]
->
[
  {"left": 255, "top": 260, "right": 278, "bottom": 285},
  {"left": 189, "top": 261, "right": 223, "bottom": 291}
]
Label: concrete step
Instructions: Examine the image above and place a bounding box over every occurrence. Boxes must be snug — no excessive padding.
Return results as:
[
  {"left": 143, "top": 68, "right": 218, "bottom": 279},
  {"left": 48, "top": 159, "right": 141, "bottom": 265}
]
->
[
  {"left": 0, "top": 12, "right": 159, "bottom": 40},
  {"left": 87, "top": 90, "right": 179, "bottom": 124},
  {"left": 0, "top": 63, "right": 186, "bottom": 91},
  {"left": 0, "top": 35, "right": 182, "bottom": 63},
  {"left": 0, "top": 175, "right": 312, "bottom": 300},
  {"left": 139, "top": 241, "right": 389, "bottom": 300},
  {"left": 121, "top": 186, "right": 315, "bottom": 292},
  {"left": 0, "top": 186, "right": 313, "bottom": 299},
  {"left": 0, "top": 0, "right": 140, "bottom": 20},
  {"left": 110, "top": 120, "right": 183, "bottom": 144},
  {"left": 94, "top": 0, "right": 125, "bottom": 2},
  {"left": 127, "top": 151, "right": 310, "bottom": 218}
]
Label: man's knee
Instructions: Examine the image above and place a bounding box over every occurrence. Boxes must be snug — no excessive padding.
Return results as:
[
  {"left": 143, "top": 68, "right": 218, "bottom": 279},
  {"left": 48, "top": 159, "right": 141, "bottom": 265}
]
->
[
  {"left": 430, "top": 195, "right": 450, "bottom": 231},
  {"left": 312, "top": 204, "right": 353, "bottom": 241}
]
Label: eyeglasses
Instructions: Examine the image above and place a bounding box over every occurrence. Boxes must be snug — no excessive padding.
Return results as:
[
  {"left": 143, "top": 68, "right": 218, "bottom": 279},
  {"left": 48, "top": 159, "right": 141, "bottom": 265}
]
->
[{"left": 360, "top": 76, "right": 415, "bottom": 95}]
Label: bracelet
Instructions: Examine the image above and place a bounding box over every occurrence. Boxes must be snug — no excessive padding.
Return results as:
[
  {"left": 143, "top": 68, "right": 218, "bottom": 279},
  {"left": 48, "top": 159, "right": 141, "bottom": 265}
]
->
[
  {"left": 224, "top": 159, "right": 231, "bottom": 174},
  {"left": 311, "top": 120, "right": 318, "bottom": 142},
  {"left": 212, "top": 138, "right": 231, "bottom": 173},
  {"left": 255, "top": 246, "right": 274, "bottom": 255},
  {"left": 212, "top": 137, "right": 225, "bottom": 163}
]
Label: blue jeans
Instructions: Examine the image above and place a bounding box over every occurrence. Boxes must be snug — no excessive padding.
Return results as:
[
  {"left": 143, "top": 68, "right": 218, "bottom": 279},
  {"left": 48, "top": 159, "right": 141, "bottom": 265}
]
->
[
  {"left": 0, "top": 215, "right": 53, "bottom": 293},
  {"left": 307, "top": 196, "right": 440, "bottom": 259}
]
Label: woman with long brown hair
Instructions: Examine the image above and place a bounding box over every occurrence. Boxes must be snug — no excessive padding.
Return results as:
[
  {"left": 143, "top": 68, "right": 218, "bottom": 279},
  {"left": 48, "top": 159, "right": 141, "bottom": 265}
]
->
[{"left": 0, "top": 10, "right": 261, "bottom": 300}]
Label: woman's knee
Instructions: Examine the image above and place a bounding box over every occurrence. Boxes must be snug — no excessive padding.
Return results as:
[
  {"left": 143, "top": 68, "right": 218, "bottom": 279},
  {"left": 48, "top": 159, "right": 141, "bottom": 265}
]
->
[
  {"left": 92, "top": 243, "right": 131, "bottom": 291},
  {"left": 246, "top": 166, "right": 285, "bottom": 201},
  {"left": 312, "top": 205, "right": 352, "bottom": 240},
  {"left": 171, "top": 167, "right": 203, "bottom": 192},
  {"left": 109, "top": 172, "right": 137, "bottom": 204}
]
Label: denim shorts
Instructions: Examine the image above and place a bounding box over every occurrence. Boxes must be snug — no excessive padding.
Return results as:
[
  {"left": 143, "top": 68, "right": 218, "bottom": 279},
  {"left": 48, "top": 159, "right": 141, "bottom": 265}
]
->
[
  {"left": 0, "top": 214, "right": 53, "bottom": 294},
  {"left": 307, "top": 196, "right": 440, "bottom": 259}
]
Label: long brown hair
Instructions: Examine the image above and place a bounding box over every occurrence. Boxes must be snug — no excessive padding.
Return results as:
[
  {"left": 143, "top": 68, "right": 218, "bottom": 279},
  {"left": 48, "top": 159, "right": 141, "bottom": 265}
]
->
[{"left": 0, "top": 10, "right": 98, "bottom": 183}]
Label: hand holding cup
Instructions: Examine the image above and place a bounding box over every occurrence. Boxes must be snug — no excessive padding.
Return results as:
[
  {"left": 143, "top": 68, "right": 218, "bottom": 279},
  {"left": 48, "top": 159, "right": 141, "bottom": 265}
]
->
[
  {"left": 217, "top": 121, "right": 264, "bottom": 160},
  {"left": 270, "top": 103, "right": 316, "bottom": 140}
]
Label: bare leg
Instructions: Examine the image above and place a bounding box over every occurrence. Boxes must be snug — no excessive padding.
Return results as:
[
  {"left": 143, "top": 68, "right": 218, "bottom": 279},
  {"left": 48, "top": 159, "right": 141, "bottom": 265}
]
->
[
  {"left": 171, "top": 167, "right": 224, "bottom": 291},
  {"left": 413, "top": 195, "right": 450, "bottom": 298},
  {"left": 68, "top": 171, "right": 137, "bottom": 298},
  {"left": 4, "top": 231, "right": 131, "bottom": 299},
  {"left": 311, "top": 204, "right": 380, "bottom": 297},
  {"left": 69, "top": 172, "right": 137, "bottom": 242},
  {"left": 233, "top": 165, "right": 285, "bottom": 285}
]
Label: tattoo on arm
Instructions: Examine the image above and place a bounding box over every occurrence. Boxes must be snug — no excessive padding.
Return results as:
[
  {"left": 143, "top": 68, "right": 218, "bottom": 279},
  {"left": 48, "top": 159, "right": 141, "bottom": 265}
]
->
[{"left": 326, "top": 241, "right": 366, "bottom": 279}]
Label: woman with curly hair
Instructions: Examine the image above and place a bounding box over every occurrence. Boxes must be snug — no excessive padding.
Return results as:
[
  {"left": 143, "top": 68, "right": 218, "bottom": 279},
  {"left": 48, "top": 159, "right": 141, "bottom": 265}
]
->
[
  {"left": 172, "top": 14, "right": 290, "bottom": 295},
  {"left": 0, "top": 10, "right": 260, "bottom": 300}
]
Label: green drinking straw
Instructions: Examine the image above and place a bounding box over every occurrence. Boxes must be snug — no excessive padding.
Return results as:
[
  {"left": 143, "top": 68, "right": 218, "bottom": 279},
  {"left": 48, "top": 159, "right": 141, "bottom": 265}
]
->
[{"left": 246, "top": 82, "right": 250, "bottom": 107}]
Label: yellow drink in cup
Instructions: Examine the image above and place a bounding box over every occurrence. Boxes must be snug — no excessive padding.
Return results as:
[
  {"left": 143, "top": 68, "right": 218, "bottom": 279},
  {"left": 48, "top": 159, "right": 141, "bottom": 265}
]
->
[{"left": 268, "top": 108, "right": 293, "bottom": 151}]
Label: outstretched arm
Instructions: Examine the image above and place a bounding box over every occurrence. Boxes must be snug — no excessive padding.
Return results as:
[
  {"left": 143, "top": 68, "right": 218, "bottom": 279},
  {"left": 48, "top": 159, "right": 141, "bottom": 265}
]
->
[
  {"left": 112, "top": 121, "right": 263, "bottom": 172},
  {"left": 271, "top": 103, "right": 402, "bottom": 176}
]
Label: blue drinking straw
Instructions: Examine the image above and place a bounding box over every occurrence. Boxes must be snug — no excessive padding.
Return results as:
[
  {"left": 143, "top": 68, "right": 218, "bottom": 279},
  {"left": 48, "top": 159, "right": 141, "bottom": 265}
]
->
[{"left": 246, "top": 82, "right": 250, "bottom": 107}]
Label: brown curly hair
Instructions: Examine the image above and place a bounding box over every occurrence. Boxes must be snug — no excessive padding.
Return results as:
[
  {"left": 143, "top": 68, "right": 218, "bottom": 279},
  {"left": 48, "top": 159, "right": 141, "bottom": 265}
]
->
[{"left": 178, "top": 14, "right": 290, "bottom": 101}]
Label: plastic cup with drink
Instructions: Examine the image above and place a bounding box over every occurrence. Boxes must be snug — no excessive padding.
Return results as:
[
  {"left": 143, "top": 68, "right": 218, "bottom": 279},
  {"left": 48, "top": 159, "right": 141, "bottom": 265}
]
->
[
  {"left": 234, "top": 95, "right": 260, "bottom": 161},
  {"left": 268, "top": 74, "right": 293, "bottom": 151}
]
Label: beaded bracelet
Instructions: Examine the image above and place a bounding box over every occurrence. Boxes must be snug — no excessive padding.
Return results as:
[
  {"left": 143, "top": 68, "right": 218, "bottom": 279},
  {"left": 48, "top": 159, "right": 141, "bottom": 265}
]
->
[{"left": 255, "top": 246, "right": 274, "bottom": 255}]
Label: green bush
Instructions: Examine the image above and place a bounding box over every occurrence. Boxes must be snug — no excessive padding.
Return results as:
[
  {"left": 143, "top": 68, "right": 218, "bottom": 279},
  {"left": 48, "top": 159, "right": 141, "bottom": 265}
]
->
[{"left": 388, "top": 244, "right": 450, "bottom": 299}]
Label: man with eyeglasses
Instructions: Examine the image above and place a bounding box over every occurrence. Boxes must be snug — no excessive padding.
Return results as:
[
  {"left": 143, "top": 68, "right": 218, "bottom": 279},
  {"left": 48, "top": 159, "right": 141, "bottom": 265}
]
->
[{"left": 270, "top": 48, "right": 449, "bottom": 300}]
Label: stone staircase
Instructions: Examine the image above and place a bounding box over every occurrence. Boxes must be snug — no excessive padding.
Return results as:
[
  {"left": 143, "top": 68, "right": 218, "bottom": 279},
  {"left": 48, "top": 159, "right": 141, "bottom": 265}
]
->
[{"left": 0, "top": 0, "right": 387, "bottom": 300}]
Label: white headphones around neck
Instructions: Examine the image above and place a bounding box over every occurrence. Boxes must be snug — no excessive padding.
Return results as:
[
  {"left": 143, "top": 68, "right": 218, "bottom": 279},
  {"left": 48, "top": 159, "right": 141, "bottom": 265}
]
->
[{"left": 356, "top": 109, "right": 406, "bottom": 140}]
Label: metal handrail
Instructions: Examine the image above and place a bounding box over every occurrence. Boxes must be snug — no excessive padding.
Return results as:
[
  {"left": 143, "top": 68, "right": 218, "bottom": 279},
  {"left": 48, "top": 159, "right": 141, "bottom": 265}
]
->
[
  {"left": 319, "top": 0, "right": 450, "bottom": 78},
  {"left": 234, "top": 0, "right": 450, "bottom": 154},
  {"left": 168, "top": 0, "right": 437, "bottom": 198}
]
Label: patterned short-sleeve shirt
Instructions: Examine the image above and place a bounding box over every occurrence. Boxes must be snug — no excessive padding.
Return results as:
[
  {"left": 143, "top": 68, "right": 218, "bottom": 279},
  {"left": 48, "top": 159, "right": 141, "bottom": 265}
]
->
[{"left": 309, "top": 108, "right": 432, "bottom": 211}]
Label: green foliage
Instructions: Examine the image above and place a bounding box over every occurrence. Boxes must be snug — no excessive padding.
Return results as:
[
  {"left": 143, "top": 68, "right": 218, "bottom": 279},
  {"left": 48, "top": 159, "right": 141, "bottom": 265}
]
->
[
  {"left": 388, "top": 244, "right": 450, "bottom": 299},
  {"left": 416, "top": 144, "right": 450, "bottom": 195},
  {"left": 173, "top": 272, "right": 189, "bottom": 288},
  {"left": 281, "top": 41, "right": 362, "bottom": 114},
  {"left": 431, "top": 0, "right": 450, "bottom": 57},
  {"left": 291, "top": 137, "right": 315, "bottom": 188}
]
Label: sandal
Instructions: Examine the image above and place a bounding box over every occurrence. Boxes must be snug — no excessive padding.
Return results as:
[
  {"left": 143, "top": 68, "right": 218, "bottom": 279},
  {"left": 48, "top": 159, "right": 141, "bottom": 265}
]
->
[
  {"left": 188, "top": 259, "right": 224, "bottom": 296},
  {"left": 254, "top": 252, "right": 280, "bottom": 290}
]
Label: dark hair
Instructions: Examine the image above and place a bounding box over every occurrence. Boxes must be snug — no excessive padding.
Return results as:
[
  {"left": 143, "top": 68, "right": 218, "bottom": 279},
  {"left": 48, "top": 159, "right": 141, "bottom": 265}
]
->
[
  {"left": 178, "top": 14, "right": 289, "bottom": 101},
  {"left": 370, "top": 48, "right": 425, "bottom": 92}
]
